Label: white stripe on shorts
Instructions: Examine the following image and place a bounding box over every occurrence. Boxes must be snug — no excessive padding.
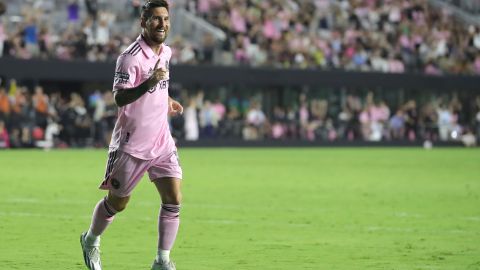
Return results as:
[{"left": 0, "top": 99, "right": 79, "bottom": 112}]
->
[{"left": 104, "top": 150, "right": 118, "bottom": 180}]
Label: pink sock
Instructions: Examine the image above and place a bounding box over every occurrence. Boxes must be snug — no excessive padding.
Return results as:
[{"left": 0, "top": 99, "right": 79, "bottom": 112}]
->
[
  {"left": 89, "top": 197, "right": 118, "bottom": 236},
  {"left": 158, "top": 204, "right": 180, "bottom": 250}
]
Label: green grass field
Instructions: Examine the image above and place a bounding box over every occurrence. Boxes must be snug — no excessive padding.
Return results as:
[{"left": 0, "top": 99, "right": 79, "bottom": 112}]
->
[{"left": 0, "top": 148, "right": 479, "bottom": 270}]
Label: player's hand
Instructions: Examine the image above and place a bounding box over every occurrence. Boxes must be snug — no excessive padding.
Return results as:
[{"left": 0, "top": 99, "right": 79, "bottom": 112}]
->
[
  {"left": 151, "top": 58, "right": 169, "bottom": 83},
  {"left": 169, "top": 98, "right": 183, "bottom": 116}
]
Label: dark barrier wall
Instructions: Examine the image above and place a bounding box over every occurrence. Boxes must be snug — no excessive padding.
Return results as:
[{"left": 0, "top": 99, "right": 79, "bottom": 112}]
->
[{"left": 1, "top": 56, "right": 480, "bottom": 90}]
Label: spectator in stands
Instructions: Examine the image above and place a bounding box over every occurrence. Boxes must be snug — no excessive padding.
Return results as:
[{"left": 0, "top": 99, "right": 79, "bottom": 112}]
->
[
  {"left": 184, "top": 97, "right": 199, "bottom": 141},
  {"left": 170, "top": 112, "right": 185, "bottom": 141},
  {"left": 359, "top": 105, "right": 372, "bottom": 141},
  {"left": 337, "top": 105, "right": 352, "bottom": 140},
  {"left": 437, "top": 103, "right": 453, "bottom": 141},
  {"left": 72, "top": 93, "right": 92, "bottom": 146},
  {"left": 270, "top": 106, "right": 287, "bottom": 140},
  {"left": 220, "top": 105, "right": 242, "bottom": 138},
  {"left": 22, "top": 16, "right": 39, "bottom": 57},
  {"left": 344, "top": 94, "right": 362, "bottom": 140},
  {"left": 475, "top": 96, "right": 480, "bottom": 143},
  {"left": 297, "top": 94, "right": 310, "bottom": 139},
  {"left": 0, "top": 86, "right": 10, "bottom": 124},
  {"left": 0, "top": 11, "right": 5, "bottom": 57},
  {"left": 284, "top": 105, "right": 299, "bottom": 139},
  {"left": 404, "top": 99, "right": 418, "bottom": 141},
  {"left": 16, "top": 87, "right": 35, "bottom": 147},
  {"left": 4, "top": 33, "right": 29, "bottom": 59},
  {"left": 67, "top": 0, "right": 80, "bottom": 24},
  {"left": 211, "top": 98, "right": 226, "bottom": 122},
  {"left": 130, "top": 0, "right": 142, "bottom": 18},
  {"left": 38, "top": 25, "right": 52, "bottom": 59},
  {"left": 243, "top": 100, "right": 267, "bottom": 140},
  {"left": 419, "top": 101, "right": 438, "bottom": 141},
  {"left": 102, "top": 91, "right": 117, "bottom": 144},
  {"left": 92, "top": 90, "right": 117, "bottom": 147},
  {"left": 96, "top": 17, "right": 110, "bottom": 48},
  {"left": 475, "top": 120, "right": 480, "bottom": 144},
  {"left": 85, "top": 0, "right": 99, "bottom": 21},
  {"left": 179, "top": 42, "right": 197, "bottom": 64},
  {"left": 389, "top": 109, "right": 405, "bottom": 140},
  {"left": 35, "top": 94, "right": 61, "bottom": 150},
  {"left": 32, "top": 85, "right": 49, "bottom": 129},
  {"left": 309, "top": 99, "right": 328, "bottom": 141},
  {"left": 200, "top": 32, "right": 215, "bottom": 64},
  {"left": 0, "top": 119, "right": 9, "bottom": 148},
  {"left": 197, "top": 0, "right": 222, "bottom": 20},
  {"left": 372, "top": 100, "right": 390, "bottom": 140},
  {"left": 199, "top": 100, "right": 218, "bottom": 138},
  {"left": 91, "top": 90, "right": 105, "bottom": 146},
  {"left": 59, "top": 92, "right": 91, "bottom": 147}
]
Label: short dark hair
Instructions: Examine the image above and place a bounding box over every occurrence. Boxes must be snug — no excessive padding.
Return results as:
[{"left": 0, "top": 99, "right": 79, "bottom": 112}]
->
[{"left": 141, "top": 0, "right": 169, "bottom": 19}]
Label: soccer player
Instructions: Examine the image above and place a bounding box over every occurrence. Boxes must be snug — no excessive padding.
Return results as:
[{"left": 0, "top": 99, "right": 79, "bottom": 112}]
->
[{"left": 80, "top": 1, "right": 183, "bottom": 270}]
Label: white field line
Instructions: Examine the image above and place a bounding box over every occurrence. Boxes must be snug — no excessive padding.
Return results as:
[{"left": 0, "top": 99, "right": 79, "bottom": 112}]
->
[
  {"left": 0, "top": 211, "right": 92, "bottom": 220},
  {"left": 1, "top": 210, "right": 472, "bottom": 234},
  {"left": 1, "top": 197, "right": 328, "bottom": 212},
  {"left": 2, "top": 198, "right": 479, "bottom": 225},
  {"left": 1, "top": 197, "right": 313, "bottom": 226},
  {"left": 0, "top": 211, "right": 474, "bottom": 233},
  {"left": 393, "top": 212, "right": 425, "bottom": 218},
  {"left": 1, "top": 197, "right": 274, "bottom": 209},
  {"left": 0, "top": 211, "right": 311, "bottom": 227}
]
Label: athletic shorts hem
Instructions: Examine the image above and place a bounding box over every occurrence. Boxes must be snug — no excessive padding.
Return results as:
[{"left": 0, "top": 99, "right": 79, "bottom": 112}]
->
[{"left": 150, "top": 174, "right": 183, "bottom": 181}]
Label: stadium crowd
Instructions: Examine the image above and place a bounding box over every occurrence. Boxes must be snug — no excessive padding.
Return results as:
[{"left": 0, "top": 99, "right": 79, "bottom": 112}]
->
[
  {"left": 184, "top": 0, "right": 480, "bottom": 74},
  {"left": 0, "top": 80, "right": 478, "bottom": 149},
  {"left": 0, "top": 0, "right": 480, "bottom": 75},
  {"left": 440, "top": 0, "right": 480, "bottom": 14},
  {"left": 0, "top": 0, "right": 479, "bottom": 148}
]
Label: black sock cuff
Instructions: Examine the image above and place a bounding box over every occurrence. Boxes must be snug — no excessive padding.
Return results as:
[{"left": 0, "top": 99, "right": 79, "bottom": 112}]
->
[
  {"left": 161, "top": 204, "right": 181, "bottom": 213},
  {"left": 103, "top": 197, "right": 118, "bottom": 217}
]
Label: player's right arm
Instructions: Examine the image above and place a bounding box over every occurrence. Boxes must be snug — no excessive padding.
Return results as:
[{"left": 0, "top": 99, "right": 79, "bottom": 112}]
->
[{"left": 113, "top": 55, "right": 168, "bottom": 107}]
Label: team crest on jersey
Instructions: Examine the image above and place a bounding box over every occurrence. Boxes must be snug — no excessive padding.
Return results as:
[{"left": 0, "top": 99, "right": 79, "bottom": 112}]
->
[{"left": 111, "top": 178, "right": 120, "bottom": 189}]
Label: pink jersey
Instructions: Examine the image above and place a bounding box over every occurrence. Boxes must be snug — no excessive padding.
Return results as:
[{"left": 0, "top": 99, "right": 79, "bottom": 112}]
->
[{"left": 110, "top": 35, "right": 175, "bottom": 160}]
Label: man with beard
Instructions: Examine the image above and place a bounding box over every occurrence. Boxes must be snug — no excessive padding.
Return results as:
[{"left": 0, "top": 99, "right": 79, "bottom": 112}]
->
[{"left": 80, "top": 1, "right": 183, "bottom": 269}]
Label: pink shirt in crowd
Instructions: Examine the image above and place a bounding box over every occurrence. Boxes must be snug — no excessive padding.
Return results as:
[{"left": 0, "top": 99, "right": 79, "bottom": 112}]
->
[
  {"left": 231, "top": 8, "right": 247, "bottom": 33},
  {"left": 110, "top": 35, "right": 175, "bottom": 160}
]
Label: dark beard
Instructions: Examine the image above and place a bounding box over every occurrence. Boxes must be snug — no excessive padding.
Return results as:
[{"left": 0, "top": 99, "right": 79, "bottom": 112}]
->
[
  {"left": 153, "top": 35, "right": 167, "bottom": 43},
  {"left": 144, "top": 31, "right": 168, "bottom": 44}
]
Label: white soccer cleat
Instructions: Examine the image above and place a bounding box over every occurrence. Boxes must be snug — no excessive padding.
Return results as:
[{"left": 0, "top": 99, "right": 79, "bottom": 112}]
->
[
  {"left": 80, "top": 232, "right": 102, "bottom": 270},
  {"left": 151, "top": 259, "right": 176, "bottom": 270}
]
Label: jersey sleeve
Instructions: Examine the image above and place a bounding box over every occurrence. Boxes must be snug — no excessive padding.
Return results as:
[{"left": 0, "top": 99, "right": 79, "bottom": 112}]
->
[{"left": 113, "top": 54, "right": 139, "bottom": 91}]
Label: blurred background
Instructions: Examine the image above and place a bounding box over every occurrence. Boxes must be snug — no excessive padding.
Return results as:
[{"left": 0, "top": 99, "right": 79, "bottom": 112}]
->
[{"left": 0, "top": 0, "right": 479, "bottom": 149}]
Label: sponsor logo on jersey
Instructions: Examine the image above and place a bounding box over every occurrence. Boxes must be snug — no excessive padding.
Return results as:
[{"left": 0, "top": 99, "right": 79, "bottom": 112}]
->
[
  {"left": 114, "top": 72, "right": 130, "bottom": 85},
  {"left": 148, "top": 79, "right": 169, "bottom": 93}
]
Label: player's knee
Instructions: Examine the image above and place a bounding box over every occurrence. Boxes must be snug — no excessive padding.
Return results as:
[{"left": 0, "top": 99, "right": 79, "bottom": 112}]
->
[
  {"left": 112, "top": 200, "right": 128, "bottom": 212},
  {"left": 174, "top": 192, "right": 182, "bottom": 205},
  {"left": 163, "top": 192, "right": 182, "bottom": 205},
  {"left": 107, "top": 194, "right": 130, "bottom": 212}
]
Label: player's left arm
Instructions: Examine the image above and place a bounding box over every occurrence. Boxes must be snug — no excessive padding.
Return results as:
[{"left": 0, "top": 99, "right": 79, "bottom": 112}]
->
[
  {"left": 166, "top": 47, "right": 182, "bottom": 116},
  {"left": 168, "top": 97, "right": 183, "bottom": 115}
]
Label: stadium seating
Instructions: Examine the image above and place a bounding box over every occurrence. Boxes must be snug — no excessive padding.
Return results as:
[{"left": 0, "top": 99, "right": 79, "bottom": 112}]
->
[{"left": 0, "top": 0, "right": 479, "bottom": 148}]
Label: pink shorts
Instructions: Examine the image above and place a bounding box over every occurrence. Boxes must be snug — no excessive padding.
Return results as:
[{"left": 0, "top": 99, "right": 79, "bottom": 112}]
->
[{"left": 99, "top": 150, "right": 182, "bottom": 197}]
